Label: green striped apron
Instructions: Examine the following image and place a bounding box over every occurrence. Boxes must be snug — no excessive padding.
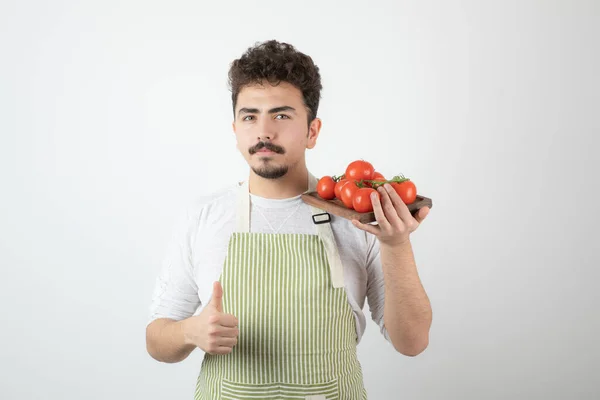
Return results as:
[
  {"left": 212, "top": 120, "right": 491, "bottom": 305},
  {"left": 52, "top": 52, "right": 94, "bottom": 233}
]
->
[{"left": 194, "top": 175, "right": 367, "bottom": 400}]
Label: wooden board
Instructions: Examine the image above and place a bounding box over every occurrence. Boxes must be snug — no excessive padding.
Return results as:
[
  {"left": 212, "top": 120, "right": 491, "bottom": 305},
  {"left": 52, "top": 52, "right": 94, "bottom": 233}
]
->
[{"left": 301, "top": 191, "right": 433, "bottom": 224}]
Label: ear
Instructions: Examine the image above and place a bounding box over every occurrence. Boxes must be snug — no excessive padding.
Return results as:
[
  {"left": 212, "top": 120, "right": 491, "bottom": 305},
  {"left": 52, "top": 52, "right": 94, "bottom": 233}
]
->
[{"left": 306, "top": 118, "right": 322, "bottom": 150}]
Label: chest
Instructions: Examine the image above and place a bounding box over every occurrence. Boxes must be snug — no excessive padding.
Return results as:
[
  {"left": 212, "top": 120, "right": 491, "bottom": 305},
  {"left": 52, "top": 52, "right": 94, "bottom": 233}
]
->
[{"left": 190, "top": 206, "right": 369, "bottom": 309}]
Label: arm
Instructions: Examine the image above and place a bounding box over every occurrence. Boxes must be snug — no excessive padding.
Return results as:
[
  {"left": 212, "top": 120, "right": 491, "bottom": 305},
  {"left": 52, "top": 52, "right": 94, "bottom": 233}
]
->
[
  {"left": 354, "top": 183, "right": 432, "bottom": 356},
  {"left": 145, "top": 208, "right": 200, "bottom": 362},
  {"left": 146, "top": 318, "right": 196, "bottom": 363},
  {"left": 147, "top": 283, "right": 239, "bottom": 363},
  {"left": 379, "top": 240, "right": 432, "bottom": 356},
  {"left": 146, "top": 209, "right": 239, "bottom": 363}
]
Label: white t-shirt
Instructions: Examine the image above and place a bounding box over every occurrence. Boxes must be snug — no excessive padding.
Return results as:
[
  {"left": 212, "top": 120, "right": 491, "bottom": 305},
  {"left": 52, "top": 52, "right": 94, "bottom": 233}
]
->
[{"left": 148, "top": 181, "right": 390, "bottom": 343}]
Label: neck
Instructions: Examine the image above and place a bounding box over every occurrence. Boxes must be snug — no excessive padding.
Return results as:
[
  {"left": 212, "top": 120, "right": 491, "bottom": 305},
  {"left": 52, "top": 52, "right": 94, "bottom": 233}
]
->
[{"left": 248, "top": 165, "right": 310, "bottom": 199}]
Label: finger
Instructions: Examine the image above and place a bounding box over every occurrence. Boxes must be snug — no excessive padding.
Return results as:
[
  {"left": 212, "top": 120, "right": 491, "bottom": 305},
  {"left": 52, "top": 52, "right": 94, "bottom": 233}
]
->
[
  {"left": 212, "top": 346, "right": 234, "bottom": 355},
  {"left": 209, "top": 313, "right": 238, "bottom": 328},
  {"left": 216, "top": 326, "right": 239, "bottom": 338},
  {"left": 351, "top": 219, "right": 381, "bottom": 236},
  {"left": 370, "top": 190, "right": 391, "bottom": 230},
  {"left": 209, "top": 281, "right": 223, "bottom": 312},
  {"left": 414, "top": 206, "right": 430, "bottom": 224},
  {"left": 384, "top": 184, "right": 413, "bottom": 223},
  {"left": 218, "top": 313, "right": 239, "bottom": 328},
  {"left": 215, "top": 336, "right": 238, "bottom": 347},
  {"left": 377, "top": 186, "right": 402, "bottom": 225}
]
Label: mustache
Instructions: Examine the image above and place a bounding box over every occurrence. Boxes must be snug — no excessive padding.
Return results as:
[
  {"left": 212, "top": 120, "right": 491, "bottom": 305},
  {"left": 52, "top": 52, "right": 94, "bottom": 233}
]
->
[{"left": 248, "top": 141, "right": 285, "bottom": 155}]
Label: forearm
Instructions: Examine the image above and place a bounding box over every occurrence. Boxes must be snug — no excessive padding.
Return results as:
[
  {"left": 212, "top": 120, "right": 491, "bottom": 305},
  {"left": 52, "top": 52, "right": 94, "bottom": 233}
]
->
[
  {"left": 380, "top": 241, "right": 432, "bottom": 356},
  {"left": 146, "top": 318, "right": 196, "bottom": 363}
]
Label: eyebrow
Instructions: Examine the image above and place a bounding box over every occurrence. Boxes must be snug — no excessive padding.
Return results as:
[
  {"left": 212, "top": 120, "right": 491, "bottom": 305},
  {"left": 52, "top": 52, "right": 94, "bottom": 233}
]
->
[{"left": 237, "top": 106, "right": 296, "bottom": 117}]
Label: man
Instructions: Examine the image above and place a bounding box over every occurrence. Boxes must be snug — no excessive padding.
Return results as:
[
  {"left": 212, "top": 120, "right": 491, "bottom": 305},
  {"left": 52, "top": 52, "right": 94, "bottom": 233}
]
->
[{"left": 146, "top": 39, "right": 432, "bottom": 399}]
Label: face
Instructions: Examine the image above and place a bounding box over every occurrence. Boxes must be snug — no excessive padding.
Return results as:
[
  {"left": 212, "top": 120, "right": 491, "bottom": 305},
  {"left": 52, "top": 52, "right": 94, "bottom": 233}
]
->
[{"left": 232, "top": 81, "right": 321, "bottom": 180}]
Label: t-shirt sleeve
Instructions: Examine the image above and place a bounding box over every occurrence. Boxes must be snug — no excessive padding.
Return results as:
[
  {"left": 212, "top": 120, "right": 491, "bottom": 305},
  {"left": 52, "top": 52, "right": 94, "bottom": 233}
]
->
[
  {"left": 364, "top": 232, "right": 392, "bottom": 343},
  {"left": 147, "top": 207, "right": 201, "bottom": 326}
]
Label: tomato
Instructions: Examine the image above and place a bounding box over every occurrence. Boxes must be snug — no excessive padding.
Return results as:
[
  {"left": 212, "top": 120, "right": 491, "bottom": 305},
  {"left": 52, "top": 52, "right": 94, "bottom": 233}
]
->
[
  {"left": 340, "top": 180, "right": 360, "bottom": 209},
  {"left": 345, "top": 160, "right": 375, "bottom": 181},
  {"left": 391, "top": 180, "right": 417, "bottom": 204},
  {"left": 372, "top": 172, "right": 386, "bottom": 181},
  {"left": 317, "top": 176, "right": 336, "bottom": 200},
  {"left": 352, "top": 188, "right": 379, "bottom": 213},
  {"left": 334, "top": 178, "right": 349, "bottom": 200}
]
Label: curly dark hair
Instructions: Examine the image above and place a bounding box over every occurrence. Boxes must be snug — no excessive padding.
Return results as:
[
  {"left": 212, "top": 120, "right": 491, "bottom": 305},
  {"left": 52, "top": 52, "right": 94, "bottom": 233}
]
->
[{"left": 228, "top": 40, "right": 323, "bottom": 124}]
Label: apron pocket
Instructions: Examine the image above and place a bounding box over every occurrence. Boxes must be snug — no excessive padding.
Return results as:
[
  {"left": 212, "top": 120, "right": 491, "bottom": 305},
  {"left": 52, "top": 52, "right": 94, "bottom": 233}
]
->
[{"left": 221, "top": 378, "right": 339, "bottom": 400}]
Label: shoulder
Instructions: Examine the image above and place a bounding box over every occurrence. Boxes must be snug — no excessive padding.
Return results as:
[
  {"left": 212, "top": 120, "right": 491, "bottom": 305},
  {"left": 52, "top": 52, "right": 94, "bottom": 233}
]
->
[
  {"left": 170, "top": 183, "right": 239, "bottom": 238},
  {"left": 186, "top": 183, "right": 239, "bottom": 219}
]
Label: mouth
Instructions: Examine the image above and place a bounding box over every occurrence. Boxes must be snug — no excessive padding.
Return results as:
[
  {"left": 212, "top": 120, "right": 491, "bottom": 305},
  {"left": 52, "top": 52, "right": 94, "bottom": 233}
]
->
[
  {"left": 256, "top": 149, "right": 276, "bottom": 154},
  {"left": 249, "top": 141, "right": 285, "bottom": 156}
]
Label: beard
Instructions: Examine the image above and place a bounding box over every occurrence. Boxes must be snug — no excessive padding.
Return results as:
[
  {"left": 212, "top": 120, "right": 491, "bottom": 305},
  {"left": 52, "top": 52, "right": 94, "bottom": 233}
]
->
[
  {"left": 251, "top": 162, "right": 288, "bottom": 179},
  {"left": 248, "top": 141, "right": 288, "bottom": 179}
]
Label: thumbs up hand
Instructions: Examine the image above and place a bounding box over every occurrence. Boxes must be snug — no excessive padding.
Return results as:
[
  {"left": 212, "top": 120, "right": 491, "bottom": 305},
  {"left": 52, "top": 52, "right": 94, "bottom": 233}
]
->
[
  {"left": 208, "top": 280, "right": 224, "bottom": 312},
  {"left": 182, "top": 281, "right": 239, "bottom": 355}
]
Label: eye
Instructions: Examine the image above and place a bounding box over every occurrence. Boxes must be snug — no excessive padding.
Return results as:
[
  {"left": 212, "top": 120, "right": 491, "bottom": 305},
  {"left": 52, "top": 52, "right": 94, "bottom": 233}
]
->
[
  {"left": 275, "top": 114, "right": 290, "bottom": 120},
  {"left": 243, "top": 115, "right": 254, "bottom": 121}
]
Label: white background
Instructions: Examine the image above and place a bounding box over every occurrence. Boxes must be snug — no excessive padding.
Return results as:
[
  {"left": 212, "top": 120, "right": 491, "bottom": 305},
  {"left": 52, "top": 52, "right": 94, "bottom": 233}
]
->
[{"left": 1, "top": 1, "right": 599, "bottom": 399}]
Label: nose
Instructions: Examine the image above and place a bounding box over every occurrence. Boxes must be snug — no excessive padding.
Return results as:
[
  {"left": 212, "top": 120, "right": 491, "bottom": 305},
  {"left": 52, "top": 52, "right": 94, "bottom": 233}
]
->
[{"left": 257, "top": 117, "right": 276, "bottom": 142}]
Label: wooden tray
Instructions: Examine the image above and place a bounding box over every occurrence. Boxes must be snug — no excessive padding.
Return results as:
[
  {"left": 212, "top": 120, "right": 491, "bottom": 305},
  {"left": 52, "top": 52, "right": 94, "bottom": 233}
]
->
[{"left": 301, "top": 192, "right": 433, "bottom": 224}]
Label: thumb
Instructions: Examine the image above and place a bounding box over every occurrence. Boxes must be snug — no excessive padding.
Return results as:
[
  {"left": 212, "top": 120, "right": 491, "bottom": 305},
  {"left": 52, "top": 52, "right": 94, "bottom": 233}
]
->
[
  {"left": 414, "top": 206, "right": 430, "bottom": 223},
  {"left": 209, "top": 281, "right": 223, "bottom": 312}
]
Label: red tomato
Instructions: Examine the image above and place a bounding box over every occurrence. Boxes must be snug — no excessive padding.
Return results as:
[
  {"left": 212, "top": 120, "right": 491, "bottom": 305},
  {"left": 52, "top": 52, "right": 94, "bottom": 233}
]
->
[
  {"left": 391, "top": 180, "right": 417, "bottom": 204},
  {"left": 372, "top": 172, "right": 386, "bottom": 181},
  {"left": 334, "top": 178, "right": 349, "bottom": 200},
  {"left": 340, "top": 180, "right": 360, "bottom": 209},
  {"left": 352, "top": 188, "right": 379, "bottom": 213},
  {"left": 345, "top": 160, "right": 375, "bottom": 181},
  {"left": 317, "top": 176, "right": 336, "bottom": 200}
]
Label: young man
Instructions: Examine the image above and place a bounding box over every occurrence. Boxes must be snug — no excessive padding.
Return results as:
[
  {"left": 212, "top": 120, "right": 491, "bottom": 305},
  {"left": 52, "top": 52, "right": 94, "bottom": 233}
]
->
[{"left": 146, "top": 39, "right": 432, "bottom": 399}]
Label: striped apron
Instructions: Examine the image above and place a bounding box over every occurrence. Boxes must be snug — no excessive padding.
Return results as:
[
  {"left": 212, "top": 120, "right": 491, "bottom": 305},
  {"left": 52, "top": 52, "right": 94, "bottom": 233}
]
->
[{"left": 194, "top": 175, "right": 367, "bottom": 400}]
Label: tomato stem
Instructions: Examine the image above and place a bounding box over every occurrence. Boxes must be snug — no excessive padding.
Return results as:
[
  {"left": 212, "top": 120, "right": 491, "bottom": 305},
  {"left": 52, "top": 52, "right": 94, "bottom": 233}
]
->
[
  {"left": 332, "top": 174, "right": 346, "bottom": 182},
  {"left": 362, "top": 174, "right": 410, "bottom": 189}
]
